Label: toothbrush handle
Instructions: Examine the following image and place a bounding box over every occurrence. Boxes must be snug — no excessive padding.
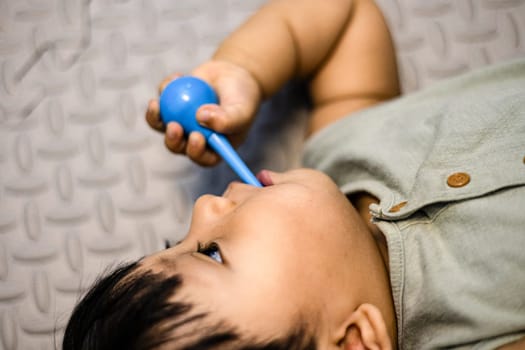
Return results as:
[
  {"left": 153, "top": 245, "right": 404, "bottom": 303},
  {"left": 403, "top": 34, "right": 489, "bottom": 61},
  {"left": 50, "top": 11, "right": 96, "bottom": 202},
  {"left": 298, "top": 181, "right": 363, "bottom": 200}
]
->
[{"left": 207, "top": 133, "right": 262, "bottom": 187}]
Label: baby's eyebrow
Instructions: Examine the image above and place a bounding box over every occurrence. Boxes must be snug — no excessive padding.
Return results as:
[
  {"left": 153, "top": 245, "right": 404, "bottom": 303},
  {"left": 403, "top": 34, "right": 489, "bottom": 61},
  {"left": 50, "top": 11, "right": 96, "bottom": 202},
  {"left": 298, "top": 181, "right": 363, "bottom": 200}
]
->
[
  {"left": 157, "top": 255, "right": 178, "bottom": 269},
  {"left": 165, "top": 239, "right": 184, "bottom": 248}
]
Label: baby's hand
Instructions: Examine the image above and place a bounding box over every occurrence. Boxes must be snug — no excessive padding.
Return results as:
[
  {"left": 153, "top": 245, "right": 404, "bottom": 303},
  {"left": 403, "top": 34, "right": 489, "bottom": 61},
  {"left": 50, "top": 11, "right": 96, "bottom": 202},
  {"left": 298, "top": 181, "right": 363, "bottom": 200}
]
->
[{"left": 145, "top": 61, "right": 262, "bottom": 166}]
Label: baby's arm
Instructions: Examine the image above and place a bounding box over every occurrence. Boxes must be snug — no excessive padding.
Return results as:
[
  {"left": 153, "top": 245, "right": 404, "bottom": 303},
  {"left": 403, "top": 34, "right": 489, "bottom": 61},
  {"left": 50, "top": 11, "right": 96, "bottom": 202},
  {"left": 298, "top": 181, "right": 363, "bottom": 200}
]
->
[
  {"left": 213, "top": 0, "right": 400, "bottom": 134},
  {"left": 307, "top": 0, "right": 400, "bottom": 134},
  {"left": 147, "top": 0, "right": 399, "bottom": 163}
]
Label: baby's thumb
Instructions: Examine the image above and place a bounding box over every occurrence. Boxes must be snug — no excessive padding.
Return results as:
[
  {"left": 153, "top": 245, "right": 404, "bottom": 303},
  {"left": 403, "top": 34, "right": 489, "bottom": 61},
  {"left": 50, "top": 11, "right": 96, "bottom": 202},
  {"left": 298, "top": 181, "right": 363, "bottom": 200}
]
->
[{"left": 196, "top": 103, "right": 248, "bottom": 135}]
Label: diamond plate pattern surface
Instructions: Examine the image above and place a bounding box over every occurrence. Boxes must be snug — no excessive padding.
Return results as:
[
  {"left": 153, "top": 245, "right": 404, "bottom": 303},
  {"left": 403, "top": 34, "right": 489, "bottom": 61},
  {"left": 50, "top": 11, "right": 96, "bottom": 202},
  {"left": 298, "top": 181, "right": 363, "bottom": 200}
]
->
[
  {"left": 0, "top": 0, "right": 524, "bottom": 348},
  {"left": 377, "top": 0, "right": 525, "bottom": 91}
]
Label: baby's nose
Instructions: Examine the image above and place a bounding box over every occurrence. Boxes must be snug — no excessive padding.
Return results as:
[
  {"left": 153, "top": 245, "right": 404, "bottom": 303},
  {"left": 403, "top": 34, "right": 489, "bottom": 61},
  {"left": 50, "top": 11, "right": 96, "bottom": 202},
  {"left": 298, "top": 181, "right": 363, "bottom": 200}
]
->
[{"left": 194, "top": 194, "right": 236, "bottom": 218}]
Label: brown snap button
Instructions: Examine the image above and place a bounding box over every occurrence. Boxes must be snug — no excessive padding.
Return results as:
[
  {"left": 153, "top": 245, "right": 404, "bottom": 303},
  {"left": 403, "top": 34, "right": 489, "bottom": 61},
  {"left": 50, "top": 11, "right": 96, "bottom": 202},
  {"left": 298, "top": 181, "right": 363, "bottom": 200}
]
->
[
  {"left": 389, "top": 201, "right": 408, "bottom": 213},
  {"left": 447, "top": 172, "right": 470, "bottom": 188}
]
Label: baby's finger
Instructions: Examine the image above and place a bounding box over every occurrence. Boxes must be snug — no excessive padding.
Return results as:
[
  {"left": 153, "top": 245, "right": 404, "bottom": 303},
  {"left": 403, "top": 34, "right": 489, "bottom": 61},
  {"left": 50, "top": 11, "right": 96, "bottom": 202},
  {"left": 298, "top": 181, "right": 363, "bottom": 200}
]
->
[
  {"left": 197, "top": 104, "right": 245, "bottom": 135},
  {"left": 145, "top": 99, "right": 165, "bottom": 132},
  {"left": 158, "top": 72, "right": 184, "bottom": 95},
  {"left": 186, "top": 132, "right": 221, "bottom": 166},
  {"left": 164, "top": 122, "right": 187, "bottom": 154}
]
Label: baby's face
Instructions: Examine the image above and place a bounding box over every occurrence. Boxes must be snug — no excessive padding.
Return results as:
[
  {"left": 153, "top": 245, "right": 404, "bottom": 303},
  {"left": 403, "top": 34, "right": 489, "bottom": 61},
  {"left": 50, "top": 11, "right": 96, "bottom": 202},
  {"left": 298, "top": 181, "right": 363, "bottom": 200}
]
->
[{"left": 140, "top": 169, "right": 369, "bottom": 343}]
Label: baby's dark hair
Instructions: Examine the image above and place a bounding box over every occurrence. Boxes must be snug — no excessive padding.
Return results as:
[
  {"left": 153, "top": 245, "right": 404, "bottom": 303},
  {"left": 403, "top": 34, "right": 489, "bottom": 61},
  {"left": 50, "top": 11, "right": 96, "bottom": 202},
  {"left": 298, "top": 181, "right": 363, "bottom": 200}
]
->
[{"left": 63, "top": 260, "right": 317, "bottom": 350}]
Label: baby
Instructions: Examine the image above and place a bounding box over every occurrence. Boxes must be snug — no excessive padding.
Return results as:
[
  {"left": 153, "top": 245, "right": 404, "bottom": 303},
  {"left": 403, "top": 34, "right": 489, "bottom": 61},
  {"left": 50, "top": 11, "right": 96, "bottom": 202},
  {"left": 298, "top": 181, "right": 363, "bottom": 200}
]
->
[{"left": 63, "top": 0, "right": 525, "bottom": 349}]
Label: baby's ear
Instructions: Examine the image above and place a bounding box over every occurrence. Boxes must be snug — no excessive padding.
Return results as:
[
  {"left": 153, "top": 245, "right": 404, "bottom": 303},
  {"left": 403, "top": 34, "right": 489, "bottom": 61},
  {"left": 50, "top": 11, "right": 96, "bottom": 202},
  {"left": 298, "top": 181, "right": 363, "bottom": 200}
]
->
[{"left": 336, "top": 303, "right": 392, "bottom": 350}]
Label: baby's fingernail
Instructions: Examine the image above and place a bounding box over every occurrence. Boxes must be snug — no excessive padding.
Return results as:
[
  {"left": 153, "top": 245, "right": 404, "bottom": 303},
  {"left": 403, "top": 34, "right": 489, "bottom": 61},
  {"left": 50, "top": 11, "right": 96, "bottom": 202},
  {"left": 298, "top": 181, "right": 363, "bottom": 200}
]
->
[
  {"left": 146, "top": 102, "right": 153, "bottom": 115},
  {"left": 166, "top": 125, "right": 176, "bottom": 139},
  {"left": 198, "top": 108, "right": 212, "bottom": 123},
  {"left": 189, "top": 132, "right": 199, "bottom": 147}
]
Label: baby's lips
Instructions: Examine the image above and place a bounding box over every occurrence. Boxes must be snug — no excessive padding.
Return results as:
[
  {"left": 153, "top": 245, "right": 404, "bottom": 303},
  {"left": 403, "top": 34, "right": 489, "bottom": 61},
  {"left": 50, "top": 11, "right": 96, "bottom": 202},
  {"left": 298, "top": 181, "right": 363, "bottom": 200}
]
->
[{"left": 256, "top": 170, "right": 274, "bottom": 186}]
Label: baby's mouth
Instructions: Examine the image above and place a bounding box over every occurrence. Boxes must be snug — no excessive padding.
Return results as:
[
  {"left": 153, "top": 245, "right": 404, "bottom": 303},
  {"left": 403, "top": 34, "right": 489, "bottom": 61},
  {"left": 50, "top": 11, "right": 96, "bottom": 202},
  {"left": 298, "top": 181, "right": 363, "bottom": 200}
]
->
[{"left": 256, "top": 170, "right": 274, "bottom": 187}]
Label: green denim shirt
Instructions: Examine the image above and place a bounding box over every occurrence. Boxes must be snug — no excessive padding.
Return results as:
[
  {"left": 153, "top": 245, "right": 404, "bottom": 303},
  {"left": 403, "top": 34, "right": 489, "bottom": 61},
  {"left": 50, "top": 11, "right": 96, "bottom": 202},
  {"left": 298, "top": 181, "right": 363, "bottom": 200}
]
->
[{"left": 303, "top": 59, "right": 525, "bottom": 349}]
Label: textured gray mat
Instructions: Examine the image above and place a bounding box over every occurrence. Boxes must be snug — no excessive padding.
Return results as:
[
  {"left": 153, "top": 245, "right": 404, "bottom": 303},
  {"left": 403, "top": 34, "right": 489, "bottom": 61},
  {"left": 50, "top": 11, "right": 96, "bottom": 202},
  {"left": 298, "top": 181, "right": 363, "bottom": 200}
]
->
[{"left": 1, "top": 0, "right": 524, "bottom": 348}]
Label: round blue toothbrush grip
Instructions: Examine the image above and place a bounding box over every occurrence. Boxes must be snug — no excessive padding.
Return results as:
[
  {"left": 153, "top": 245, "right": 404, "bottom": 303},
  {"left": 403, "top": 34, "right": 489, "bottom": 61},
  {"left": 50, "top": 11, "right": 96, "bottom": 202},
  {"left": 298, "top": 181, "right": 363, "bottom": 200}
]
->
[{"left": 159, "top": 76, "right": 218, "bottom": 139}]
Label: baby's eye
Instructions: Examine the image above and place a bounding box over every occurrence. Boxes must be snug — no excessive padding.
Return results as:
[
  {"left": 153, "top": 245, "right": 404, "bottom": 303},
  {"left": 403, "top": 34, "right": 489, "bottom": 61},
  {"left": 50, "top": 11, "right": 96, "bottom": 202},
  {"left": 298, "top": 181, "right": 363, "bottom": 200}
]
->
[{"left": 197, "top": 242, "right": 223, "bottom": 263}]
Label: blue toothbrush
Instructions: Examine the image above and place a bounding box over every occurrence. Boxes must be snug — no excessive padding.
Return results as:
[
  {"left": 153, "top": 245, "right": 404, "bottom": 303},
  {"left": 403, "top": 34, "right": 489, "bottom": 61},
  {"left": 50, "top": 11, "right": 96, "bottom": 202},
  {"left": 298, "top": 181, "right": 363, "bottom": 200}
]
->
[{"left": 159, "top": 76, "right": 262, "bottom": 187}]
